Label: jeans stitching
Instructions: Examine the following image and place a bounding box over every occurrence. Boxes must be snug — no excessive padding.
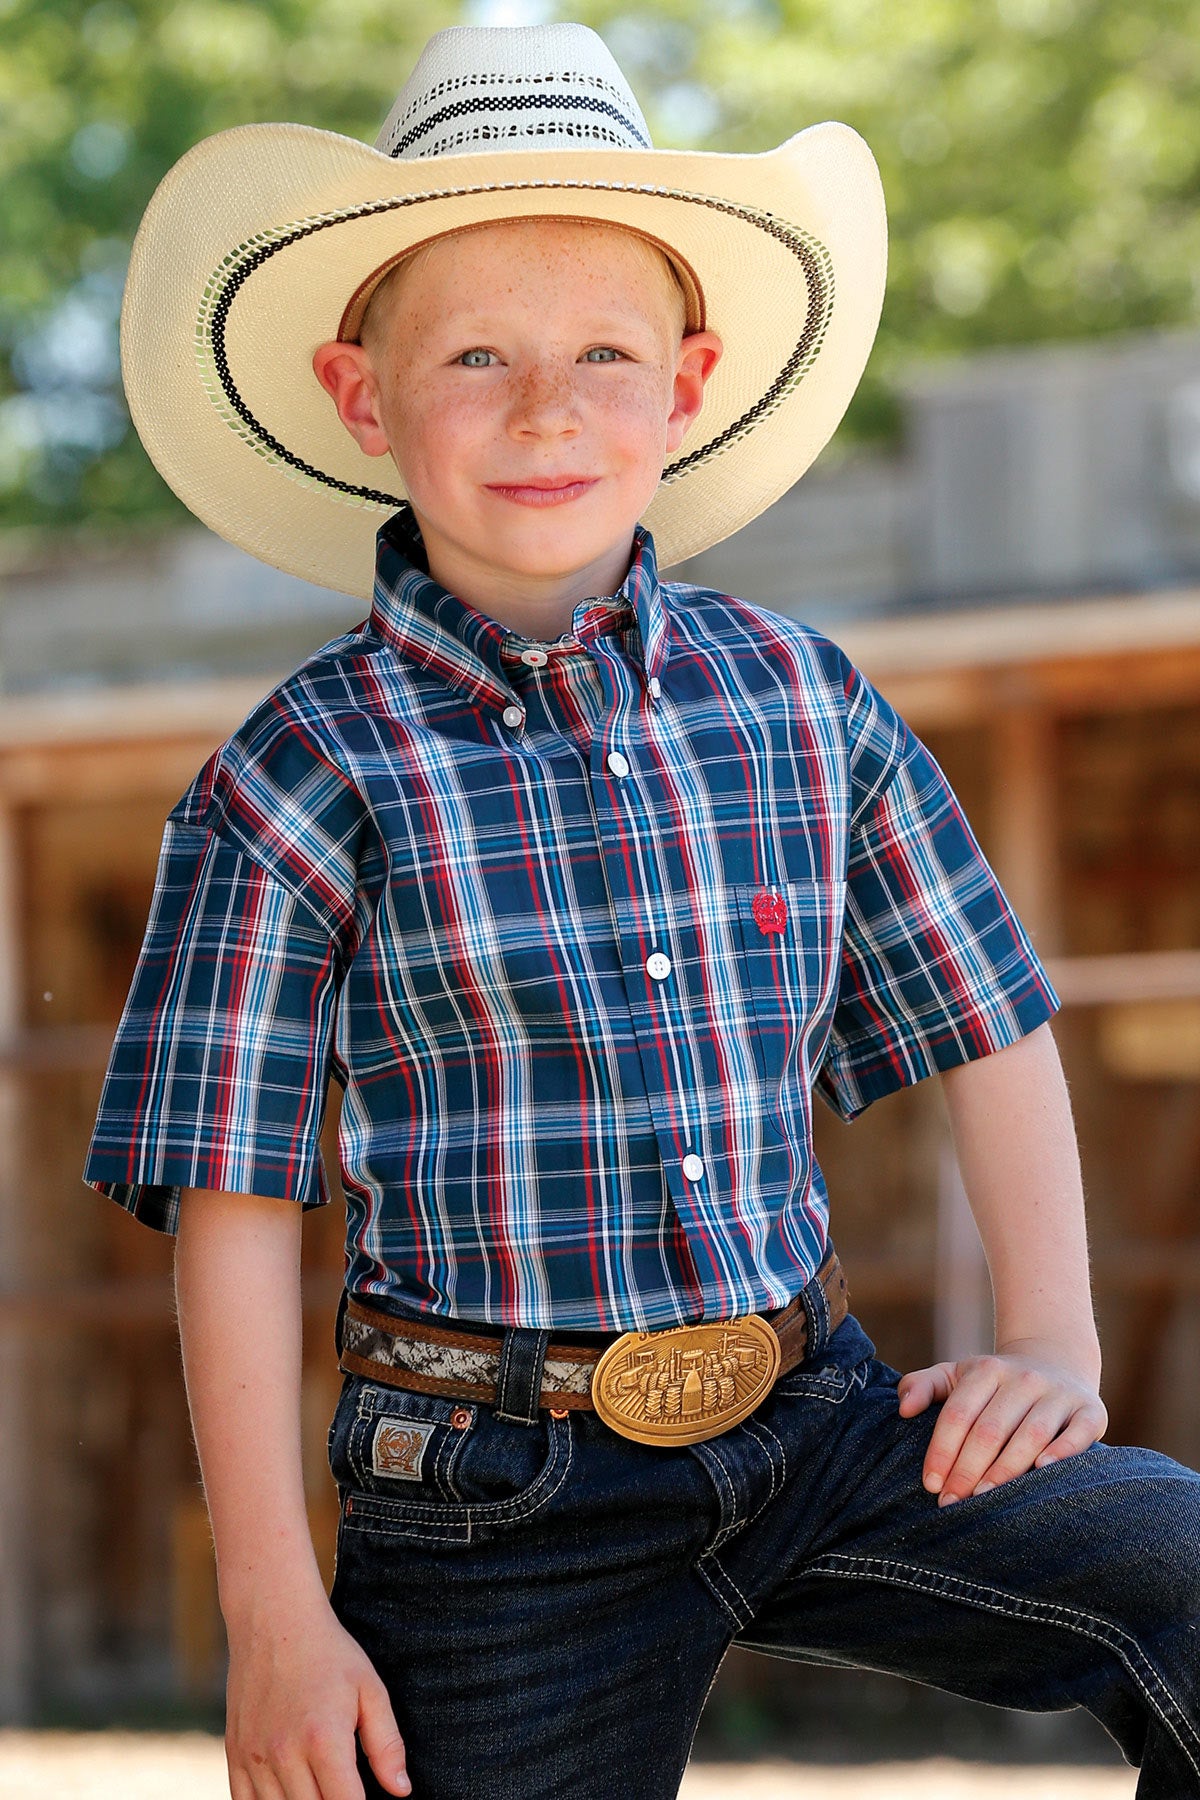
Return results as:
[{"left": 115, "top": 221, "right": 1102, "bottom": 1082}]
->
[
  {"left": 696, "top": 1446, "right": 739, "bottom": 1548},
  {"left": 696, "top": 1553, "right": 754, "bottom": 1629},
  {"left": 709, "top": 1420, "right": 785, "bottom": 1552},
  {"left": 776, "top": 1359, "right": 869, "bottom": 1405},
  {"left": 343, "top": 1415, "right": 573, "bottom": 1540},
  {"left": 435, "top": 1416, "right": 468, "bottom": 1500},
  {"left": 745, "top": 1414, "right": 787, "bottom": 1488},
  {"left": 807, "top": 1551, "right": 1200, "bottom": 1781},
  {"left": 517, "top": 1336, "right": 534, "bottom": 1419},
  {"left": 735, "top": 1417, "right": 786, "bottom": 1533},
  {"left": 495, "top": 1330, "right": 519, "bottom": 1419},
  {"left": 495, "top": 1329, "right": 550, "bottom": 1424},
  {"left": 813, "top": 1271, "right": 830, "bottom": 1346},
  {"left": 714, "top": 1557, "right": 753, "bottom": 1618}
]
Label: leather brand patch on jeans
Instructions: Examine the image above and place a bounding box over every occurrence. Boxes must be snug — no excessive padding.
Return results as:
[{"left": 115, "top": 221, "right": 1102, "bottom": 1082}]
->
[{"left": 371, "top": 1418, "right": 435, "bottom": 1481}]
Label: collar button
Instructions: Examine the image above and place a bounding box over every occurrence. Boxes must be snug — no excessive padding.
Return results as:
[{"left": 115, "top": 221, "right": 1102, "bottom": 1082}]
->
[{"left": 501, "top": 704, "right": 525, "bottom": 729}]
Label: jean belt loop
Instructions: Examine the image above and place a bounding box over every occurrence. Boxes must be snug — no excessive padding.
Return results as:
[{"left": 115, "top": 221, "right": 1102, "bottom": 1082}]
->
[
  {"left": 801, "top": 1255, "right": 833, "bottom": 1359},
  {"left": 494, "top": 1326, "right": 552, "bottom": 1425}
]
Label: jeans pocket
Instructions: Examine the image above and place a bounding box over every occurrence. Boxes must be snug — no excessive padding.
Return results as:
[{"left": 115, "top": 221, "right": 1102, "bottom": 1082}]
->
[
  {"left": 328, "top": 1376, "right": 571, "bottom": 1543},
  {"left": 772, "top": 1355, "right": 870, "bottom": 1405}
]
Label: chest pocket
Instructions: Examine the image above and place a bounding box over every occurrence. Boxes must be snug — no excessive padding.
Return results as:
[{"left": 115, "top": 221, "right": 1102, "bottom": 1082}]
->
[{"left": 731, "top": 878, "right": 846, "bottom": 1139}]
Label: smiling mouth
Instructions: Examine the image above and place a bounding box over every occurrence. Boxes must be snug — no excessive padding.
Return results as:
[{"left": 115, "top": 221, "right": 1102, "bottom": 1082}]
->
[{"left": 484, "top": 478, "right": 598, "bottom": 507}]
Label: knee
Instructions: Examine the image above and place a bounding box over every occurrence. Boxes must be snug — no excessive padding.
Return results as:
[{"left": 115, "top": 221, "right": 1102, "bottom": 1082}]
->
[{"left": 1082, "top": 1444, "right": 1200, "bottom": 1616}]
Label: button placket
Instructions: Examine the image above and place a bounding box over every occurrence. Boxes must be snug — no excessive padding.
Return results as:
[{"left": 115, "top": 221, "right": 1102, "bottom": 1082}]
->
[{"left": 584, "top": 635, "right": 718, "bottom": 1261}]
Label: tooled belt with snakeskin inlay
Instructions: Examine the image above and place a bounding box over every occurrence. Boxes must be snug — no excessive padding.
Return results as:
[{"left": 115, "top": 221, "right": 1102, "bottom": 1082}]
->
[{"left": 338, "top": 1246, "right": 849, "bottom": 1447}]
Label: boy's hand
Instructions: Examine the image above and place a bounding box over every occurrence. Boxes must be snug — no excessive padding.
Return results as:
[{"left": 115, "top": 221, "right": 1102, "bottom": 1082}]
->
[
  {"left": 897, "top": 1339, "right": 1108, "bottom": 1508},
  {"left": 225, "top": 1597, "right": 411, "bottom": 1800}
]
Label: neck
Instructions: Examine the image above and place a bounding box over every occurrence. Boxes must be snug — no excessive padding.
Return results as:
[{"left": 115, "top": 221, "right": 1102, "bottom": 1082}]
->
[{"left": 414, "top": 518, "right": 636, "bottom": 641}]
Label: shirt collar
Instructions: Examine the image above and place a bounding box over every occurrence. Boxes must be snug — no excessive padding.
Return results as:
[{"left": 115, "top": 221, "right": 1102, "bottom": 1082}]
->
[{"left": 369, "top": 508, "right": 672, "bottom": 710}]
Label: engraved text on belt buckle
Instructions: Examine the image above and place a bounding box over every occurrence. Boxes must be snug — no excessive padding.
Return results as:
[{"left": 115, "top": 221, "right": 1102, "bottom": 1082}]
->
[{"left": 591, "top": 1315, "right": 782, "bottom": 1446}]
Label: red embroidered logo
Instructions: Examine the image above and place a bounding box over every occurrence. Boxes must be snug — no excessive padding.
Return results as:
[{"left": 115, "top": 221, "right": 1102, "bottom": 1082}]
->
[{"left": 751, "top": 889, "right": 787, "bottom": 935}]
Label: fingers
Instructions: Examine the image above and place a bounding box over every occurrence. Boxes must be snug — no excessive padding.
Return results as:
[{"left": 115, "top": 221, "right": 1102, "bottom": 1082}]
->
[
  {"left": 228, "top": 1760, "right": 259, "bottom": 1800},
  {"left": 227, "top": 1753, "right": 292, "bottom": 1800},
  {"left": 946, "top": 1394, "right": 1073, "bottom": 1500},
  {"left": 896, "top": 1362, "right": 957, "bottom": 1416},
  {"left": 919, "top": 1356, "right": 1006, "bottom": 1501},
  {"left": 229, "top": 1727, "right": 368, "bottom": 1800},
  {"left": 918, "top": 1356, "right": 1108, "bottom": 1506},
  {"left": 357, "top": 1677, "right": 411, "bottom": 1797},
  {"left": 1033, "top": 1400, "right": 1109, "bottom": 1468},
  {"left": 222, "top": 1607, "right": 399, "bottom": 1800}
]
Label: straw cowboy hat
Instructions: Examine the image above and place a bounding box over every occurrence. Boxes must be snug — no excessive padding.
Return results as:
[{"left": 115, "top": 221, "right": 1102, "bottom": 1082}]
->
[{"left": 119, "top": 22, "right": 887, "bottom": 600}]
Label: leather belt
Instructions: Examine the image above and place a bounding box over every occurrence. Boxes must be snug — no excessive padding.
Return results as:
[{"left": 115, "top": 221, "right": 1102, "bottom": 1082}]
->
[{"left": 338, "top": 1246, "right": 849, "bottom": 1447}]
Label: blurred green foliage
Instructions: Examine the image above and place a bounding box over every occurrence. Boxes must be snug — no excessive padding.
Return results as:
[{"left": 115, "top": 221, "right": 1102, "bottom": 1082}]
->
[
  {"left": 0, "top": 0, "right": 455, "bottom": 530},
  {"left": 2, "top": 0, "right": 1199, "bottom": 530},
  {"left": 581, "top": 0, "right": 1200, "bottom": 446}
]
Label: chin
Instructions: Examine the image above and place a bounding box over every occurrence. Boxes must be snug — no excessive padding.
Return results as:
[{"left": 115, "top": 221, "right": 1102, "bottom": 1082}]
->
[
  {"left": 513, "top": 522, "right": 599, "bottom": 557},
  {"left": 502, "top": 520, "right": 634, "bottom": 571}
]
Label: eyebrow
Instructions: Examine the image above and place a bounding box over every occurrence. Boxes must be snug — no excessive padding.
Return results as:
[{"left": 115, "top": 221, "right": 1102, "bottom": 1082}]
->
[{"left": 421, "top": 303, "right": 673, "bottom": 336}]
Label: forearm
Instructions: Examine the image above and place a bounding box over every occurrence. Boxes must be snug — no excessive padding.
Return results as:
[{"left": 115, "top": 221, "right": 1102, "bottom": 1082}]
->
[
  {"left": 175, "top": 1187, "right": 328, "bottom": 1633},
  {"left": 939, "top": 1021, "right": 1101, "bottom": 1382}
]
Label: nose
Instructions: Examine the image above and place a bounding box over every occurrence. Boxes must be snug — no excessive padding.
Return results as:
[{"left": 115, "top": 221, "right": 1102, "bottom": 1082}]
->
[{"left": 507, "top": 359, "right": 582, "bottom": 439}]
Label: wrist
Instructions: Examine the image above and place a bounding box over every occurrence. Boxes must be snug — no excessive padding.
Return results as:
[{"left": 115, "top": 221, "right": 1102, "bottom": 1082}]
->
[
  {"left": 993, "top": 1331, "right": 1102, "bottom": 1387},
  {"left": 217, "top": 1535, "right": 330, "bottom": 1639}
]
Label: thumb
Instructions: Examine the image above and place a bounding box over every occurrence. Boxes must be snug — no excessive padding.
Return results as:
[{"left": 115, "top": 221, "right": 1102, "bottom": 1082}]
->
[
  {"left": 897, "top": 1361, "right": 957, "bottom": 1415},
  {"left": 358, "top": 1677, "right": 411, "bottom": 1797}
]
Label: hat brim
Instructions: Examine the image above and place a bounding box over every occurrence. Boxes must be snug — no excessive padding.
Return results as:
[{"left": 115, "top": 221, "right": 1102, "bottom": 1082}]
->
[{"left": 120, "top": 122, "right": 887, "bottom": 600}]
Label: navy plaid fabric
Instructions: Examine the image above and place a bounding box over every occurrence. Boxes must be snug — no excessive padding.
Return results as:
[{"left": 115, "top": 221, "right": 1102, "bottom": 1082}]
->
[{"left": 84, "top": 512, "right": 1058, "bottom": 1330}]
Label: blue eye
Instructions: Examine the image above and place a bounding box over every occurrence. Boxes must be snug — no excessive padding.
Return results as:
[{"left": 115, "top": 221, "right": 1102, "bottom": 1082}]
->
[
  {"left": 583, "top": 347, "right": 622, "bottom": 362},
  {"left": 459, "top": 349, "right": 495, "bottom": 367}
]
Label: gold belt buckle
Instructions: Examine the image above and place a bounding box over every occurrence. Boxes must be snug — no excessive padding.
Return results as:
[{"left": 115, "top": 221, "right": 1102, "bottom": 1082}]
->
[{"left": 591, "top": 1315, "right": 782, "bottom": 1447}]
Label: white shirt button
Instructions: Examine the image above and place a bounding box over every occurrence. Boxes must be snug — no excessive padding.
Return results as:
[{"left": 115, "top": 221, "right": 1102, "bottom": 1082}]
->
[
  {"left": 648, "top": 677, "right": 662, "bottom": 700},
  {"left": 645, "top": 951, "right": 672, "bottom": 981},
  {"left": 520, "top": 648, "right": 548, "bottom": 667},
  {"left": 606, "top": 751, "right": 630, "bottom": 779},
  {"left": 682, "top": 1153, "right": 705, "bottom": 1182},
  {"left": 501, "top": 705, "right": 524, "bottom": 728}
]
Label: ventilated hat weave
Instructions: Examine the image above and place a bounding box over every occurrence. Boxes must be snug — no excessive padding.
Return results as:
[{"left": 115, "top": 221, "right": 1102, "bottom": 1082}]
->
[{"left": 119, "top": 22, "right": 888, "bottom": 599}]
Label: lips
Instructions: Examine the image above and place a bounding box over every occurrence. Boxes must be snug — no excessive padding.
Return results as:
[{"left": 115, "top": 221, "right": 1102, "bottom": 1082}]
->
[{"left": 484, "top": 477, "right": 598, "bottom": 507}]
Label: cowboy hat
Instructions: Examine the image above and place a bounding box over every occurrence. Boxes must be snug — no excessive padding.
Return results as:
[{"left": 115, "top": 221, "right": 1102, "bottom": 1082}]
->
[{"left": 119, "top": 22, "right": 887, "bottom": 600}]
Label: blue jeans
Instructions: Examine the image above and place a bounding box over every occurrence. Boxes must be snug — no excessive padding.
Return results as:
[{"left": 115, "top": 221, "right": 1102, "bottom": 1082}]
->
[{"left": 326, "top": 1276, "right": 1200, "bottom": 1799}]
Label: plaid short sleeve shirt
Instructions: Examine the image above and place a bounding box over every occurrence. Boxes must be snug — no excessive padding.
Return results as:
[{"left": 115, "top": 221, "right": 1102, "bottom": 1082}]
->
[{"left": 84, "top": 513, "right": 1059, "bottom": 1331}]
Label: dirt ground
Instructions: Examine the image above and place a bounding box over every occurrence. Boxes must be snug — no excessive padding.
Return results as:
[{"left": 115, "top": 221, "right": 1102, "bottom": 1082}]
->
[{"left": 0, "top": 1732, "right": 1137, "bottom": 1797}]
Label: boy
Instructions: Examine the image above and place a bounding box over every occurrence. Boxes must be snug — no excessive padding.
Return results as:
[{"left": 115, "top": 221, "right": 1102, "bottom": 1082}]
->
[{"left": 84, "top": 22, "right": 1200, "bottom": 1800}]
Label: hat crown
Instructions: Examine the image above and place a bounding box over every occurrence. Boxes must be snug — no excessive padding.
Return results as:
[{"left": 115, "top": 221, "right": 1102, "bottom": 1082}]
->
[{"left": 374, "top": 23, "right": 653, "bottom": 162}]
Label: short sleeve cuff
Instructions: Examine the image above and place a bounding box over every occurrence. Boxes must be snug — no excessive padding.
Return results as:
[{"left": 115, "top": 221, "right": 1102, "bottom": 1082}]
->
[
  {"left": 82, "top": 820, "right": 342, "bottom": 1235},
  {"left": 817, "top": 955, "right": 1060, "bottom": 1120},
  {"left": 82, "top": 1152, "right": 333, "bottom": 1237}
]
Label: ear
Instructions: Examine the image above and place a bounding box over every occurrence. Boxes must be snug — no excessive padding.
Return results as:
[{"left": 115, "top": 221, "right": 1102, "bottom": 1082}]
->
[
  {"left": 311, "top": 340, "right": 391, "bottom": 457},
  {"left": 666, "top": 331, "right": 723, "bottom": 454}
]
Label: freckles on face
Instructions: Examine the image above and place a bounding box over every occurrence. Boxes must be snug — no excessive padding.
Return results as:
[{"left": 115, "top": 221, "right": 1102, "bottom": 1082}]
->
[
  {"left": 354, "top": 218, "right": 698, "bottom": 588},
  {"left": 365, "top": 220, "right": 683, "bottom": 468}
]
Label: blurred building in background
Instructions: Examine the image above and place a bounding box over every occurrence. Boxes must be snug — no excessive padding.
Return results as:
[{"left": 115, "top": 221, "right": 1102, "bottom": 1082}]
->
[{"left": 1, "top": 329, "right": 1199, "bottom": 1728}]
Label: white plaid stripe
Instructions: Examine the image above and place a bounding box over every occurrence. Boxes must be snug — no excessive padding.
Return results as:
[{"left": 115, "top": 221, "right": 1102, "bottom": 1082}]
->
[{"left": 85, "top": 517, "right": 1059, "bottom": 1329}]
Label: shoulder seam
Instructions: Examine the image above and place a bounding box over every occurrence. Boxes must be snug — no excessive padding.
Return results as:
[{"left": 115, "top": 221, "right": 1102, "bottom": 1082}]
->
[{"left": 164, "top": 816, "right": 343, "bottom": 948}]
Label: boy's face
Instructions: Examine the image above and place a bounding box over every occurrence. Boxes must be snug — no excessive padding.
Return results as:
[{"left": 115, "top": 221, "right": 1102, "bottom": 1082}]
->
[{"left": 314, "top": 218, "right": 721, "bottom": 612}]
